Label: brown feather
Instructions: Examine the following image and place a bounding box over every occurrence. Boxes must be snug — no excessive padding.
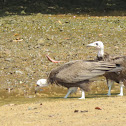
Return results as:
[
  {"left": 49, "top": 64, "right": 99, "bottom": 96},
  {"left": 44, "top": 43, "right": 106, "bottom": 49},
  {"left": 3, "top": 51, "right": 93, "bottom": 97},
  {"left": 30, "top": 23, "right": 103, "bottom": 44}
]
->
[
  {"left": 96, "top": 53, "right": 126, "bottom": 86},
  {"left": 47, "top": 60, "right": 122, "bottom": 91}
]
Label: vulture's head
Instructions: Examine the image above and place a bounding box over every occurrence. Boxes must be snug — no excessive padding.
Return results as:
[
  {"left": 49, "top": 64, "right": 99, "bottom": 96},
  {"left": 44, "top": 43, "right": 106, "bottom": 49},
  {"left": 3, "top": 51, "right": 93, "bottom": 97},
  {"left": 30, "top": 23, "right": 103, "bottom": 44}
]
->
[
  {"left": 35, "top": 79, "right": 48, "bottom": 94},
  {"left": 87, "top": 41, "right": 104, "bottom": 50}
]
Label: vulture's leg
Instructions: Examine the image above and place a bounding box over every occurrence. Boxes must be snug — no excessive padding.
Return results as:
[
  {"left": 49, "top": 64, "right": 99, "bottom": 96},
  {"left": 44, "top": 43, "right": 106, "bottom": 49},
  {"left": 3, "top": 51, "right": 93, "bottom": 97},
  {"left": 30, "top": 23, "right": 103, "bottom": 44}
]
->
[
  {"left": 64, "top": 88, "right": 73, "bottom": 98},
  {"left": 64, "top": 87, "right": 77, "bottom": 98},
  {"left": 118, "top": 82, "right": 124, "bottom": 96},
  {"left": 79, "top": 90, "right": 85, "bottom": 99},
  {"left": 107, "top": 80, "right": 114, "bottom": 96}
]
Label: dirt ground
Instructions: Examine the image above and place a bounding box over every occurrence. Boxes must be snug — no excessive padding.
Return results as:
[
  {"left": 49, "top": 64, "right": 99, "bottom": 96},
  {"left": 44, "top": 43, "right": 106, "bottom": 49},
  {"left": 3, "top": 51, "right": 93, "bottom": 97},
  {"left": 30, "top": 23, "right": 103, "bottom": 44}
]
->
[
  {"left": 0, "top": 15, "right": 126, "bottom": 126},
  {"left": 0, "top": 96, "right": 126, "bottom": 126}
]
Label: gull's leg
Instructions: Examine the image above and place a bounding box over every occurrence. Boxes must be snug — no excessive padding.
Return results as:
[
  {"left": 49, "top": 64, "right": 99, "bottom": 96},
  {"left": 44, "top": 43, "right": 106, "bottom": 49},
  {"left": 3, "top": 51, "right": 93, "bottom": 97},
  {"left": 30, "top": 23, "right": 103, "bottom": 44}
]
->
[
  {"left": 107, "top": 80, "right": 114, "bottom": 96},
  {"left": 79, "top": 90, "right": 85, "bottom": 99},
  {"left": 118, "top": 82, "right": 124, "bottom": 96}
]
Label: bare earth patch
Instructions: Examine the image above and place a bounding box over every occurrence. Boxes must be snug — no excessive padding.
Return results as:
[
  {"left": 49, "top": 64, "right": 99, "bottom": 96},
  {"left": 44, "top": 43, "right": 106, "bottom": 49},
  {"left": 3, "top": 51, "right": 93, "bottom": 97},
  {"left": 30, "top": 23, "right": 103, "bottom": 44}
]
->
[
  {"left": 0, "top": 15, "right": 126, "bottom": 126},
  {"left": 0, "top": 96, "right": 126, "bottom": 126}
]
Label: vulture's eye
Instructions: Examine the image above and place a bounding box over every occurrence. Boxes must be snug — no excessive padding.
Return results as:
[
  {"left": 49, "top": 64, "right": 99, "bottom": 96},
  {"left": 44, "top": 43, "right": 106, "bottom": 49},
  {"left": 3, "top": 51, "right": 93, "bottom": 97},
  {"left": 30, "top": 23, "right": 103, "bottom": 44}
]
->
[{"left": 96, "top": 43, "right": 98, "bottom": 45}]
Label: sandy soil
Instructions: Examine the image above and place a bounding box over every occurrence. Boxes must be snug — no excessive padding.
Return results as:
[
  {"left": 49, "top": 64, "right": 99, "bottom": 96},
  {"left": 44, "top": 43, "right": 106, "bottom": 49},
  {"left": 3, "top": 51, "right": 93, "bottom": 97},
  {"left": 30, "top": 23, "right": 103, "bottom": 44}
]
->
[
  {"left": 0, "top": 15, "right": 126, "bottom": 126},
  {"left": 0, "top": 96, "right": 126, "bottom": 126}
]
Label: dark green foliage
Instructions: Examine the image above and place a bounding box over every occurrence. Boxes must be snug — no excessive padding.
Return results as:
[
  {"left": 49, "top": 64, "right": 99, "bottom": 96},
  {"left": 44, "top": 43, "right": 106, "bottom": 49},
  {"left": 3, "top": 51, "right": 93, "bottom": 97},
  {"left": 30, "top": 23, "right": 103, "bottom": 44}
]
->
[{"left": 0, "top": 0, "right": 126, "bottom": 16}]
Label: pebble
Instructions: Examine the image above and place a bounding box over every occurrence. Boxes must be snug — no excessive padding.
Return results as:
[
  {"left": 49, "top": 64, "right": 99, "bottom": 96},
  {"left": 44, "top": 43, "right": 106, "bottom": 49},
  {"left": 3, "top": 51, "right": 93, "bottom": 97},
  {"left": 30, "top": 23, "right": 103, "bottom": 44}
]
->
[
  {"left": 4, "top": 58, "right": 13, "bottom": 62},
  {"left": 15, "top": 70, "right": 24, "bottom": 74}
]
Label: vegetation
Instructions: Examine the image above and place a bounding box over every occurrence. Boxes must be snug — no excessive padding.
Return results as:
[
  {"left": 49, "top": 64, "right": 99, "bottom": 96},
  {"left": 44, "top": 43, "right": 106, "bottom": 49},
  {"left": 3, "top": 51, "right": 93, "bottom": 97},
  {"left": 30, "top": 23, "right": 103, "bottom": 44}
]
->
[{"left": 0, "top": 0, "right": 126, "bottom": 16}]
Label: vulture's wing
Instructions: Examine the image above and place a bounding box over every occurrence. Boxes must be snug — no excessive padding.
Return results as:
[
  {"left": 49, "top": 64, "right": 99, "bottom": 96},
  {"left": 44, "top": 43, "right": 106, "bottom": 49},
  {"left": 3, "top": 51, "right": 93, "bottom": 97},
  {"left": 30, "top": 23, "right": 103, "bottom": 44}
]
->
[{"left": 55, "top": 60, "right": 122, "bottom": 83}]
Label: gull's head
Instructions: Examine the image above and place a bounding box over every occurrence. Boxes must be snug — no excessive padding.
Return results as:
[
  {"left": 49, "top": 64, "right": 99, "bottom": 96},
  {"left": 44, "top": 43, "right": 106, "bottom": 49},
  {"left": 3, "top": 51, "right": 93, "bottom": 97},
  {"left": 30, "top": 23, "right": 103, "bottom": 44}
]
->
[{"left": 87, "top": 41, "right": 104, "bottom": 50}]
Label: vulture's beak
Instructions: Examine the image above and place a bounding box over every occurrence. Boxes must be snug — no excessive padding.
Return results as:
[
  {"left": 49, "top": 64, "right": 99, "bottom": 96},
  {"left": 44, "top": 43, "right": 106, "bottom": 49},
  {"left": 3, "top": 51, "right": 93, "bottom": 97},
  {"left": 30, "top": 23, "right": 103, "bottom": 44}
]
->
[
  {"left": 87, "top": 43, "right": 96, "bottom": 47},
  {"left": 35, "top": 84, "right": 40, "bottom": 94},
  {"left": 35, "top": 79, "right": 48, "bottom": 94}
]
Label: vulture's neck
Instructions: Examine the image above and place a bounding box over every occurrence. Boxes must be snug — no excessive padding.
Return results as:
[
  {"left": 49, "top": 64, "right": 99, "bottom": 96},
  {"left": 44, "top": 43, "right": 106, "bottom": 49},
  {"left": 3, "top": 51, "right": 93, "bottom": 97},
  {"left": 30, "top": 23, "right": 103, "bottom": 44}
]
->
[{"left": 97, "top": 48, "right": 104, "bottom": 58}]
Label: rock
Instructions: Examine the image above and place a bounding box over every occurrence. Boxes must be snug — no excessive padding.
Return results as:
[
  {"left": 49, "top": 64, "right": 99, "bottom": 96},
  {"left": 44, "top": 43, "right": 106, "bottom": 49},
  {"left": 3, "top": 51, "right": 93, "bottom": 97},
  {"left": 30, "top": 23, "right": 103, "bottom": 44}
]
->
[
  {"left": 74, "top": 110, "right": 88, "bottom": 113},
  {"left": 15, "top": 70, "right": 24, "bottom": 74},
  {"left": 37, "top": 38, "right": 45, "bottom": 45},
  {"left": 4, "top": 103, "right": 16, "bottom": 106},
  {"left": 95, "top": 107, "right": 102, "bottom": 110},
  {"left": 80, "top": 110, "right": 88, "bottom": 113},
  {"left": 25, "top": 67, "right": 34, "bottom": 73},
  {"left": 4, "top": 58, "right": 13, "bottom": 62},
  {"left": 74, "top": 110, "right": 79, "bottom": 113}
]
